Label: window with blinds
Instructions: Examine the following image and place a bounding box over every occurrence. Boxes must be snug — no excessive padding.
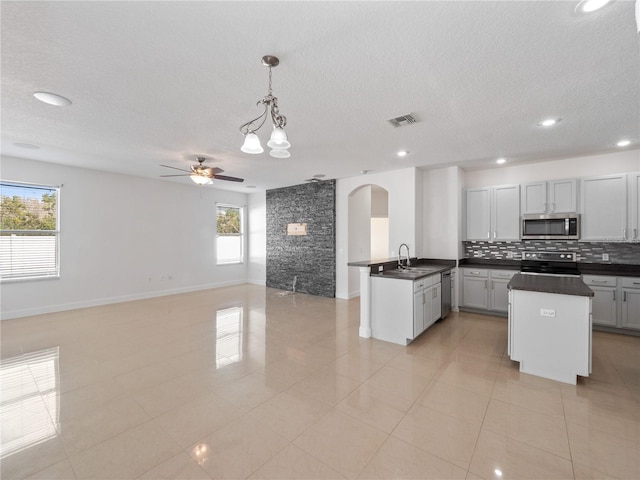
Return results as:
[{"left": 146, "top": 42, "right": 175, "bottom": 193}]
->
[
  {"left": 0, "top": 182, "right": 60, "bottom": 281},
  {"left": 216, "top": 204, "right": 243, "bottom": 264}
]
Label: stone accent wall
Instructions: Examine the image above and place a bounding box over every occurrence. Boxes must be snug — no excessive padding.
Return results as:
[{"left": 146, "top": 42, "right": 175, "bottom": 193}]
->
[
  {"left": 266, "top": 180, "right": 336, "bottom": 297},
  {"left": 463, "top": 241, "right": 640, "bottom": 264}
]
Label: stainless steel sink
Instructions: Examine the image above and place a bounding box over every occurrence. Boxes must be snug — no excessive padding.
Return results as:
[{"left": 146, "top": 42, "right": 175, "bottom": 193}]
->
[{"left": 402, "top": 267, "right": 440, "bottom": 273}]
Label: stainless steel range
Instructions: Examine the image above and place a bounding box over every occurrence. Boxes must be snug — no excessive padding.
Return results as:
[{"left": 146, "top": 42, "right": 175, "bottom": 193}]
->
[{"left": 520, "top": 251, "right": 580, "bottom": 277}]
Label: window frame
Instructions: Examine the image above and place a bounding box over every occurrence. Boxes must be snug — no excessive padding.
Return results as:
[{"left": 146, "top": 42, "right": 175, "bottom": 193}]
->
[
  {"left": 215, "top": 203, "right": 245, "bottom": 265},
  {"left": 0, "top": 180, "right": 61, "bottom": 282}
]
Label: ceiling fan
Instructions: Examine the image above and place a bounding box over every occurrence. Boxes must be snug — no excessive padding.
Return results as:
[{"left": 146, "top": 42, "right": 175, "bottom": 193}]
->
[{"left": 160, "top": 157, "right": 244, "bottom": 185}]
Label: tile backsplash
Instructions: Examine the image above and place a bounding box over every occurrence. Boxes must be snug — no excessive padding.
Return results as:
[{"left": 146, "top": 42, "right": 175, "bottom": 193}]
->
[{"left": 463, "top": 241, "right": 640, "bottom": 264}]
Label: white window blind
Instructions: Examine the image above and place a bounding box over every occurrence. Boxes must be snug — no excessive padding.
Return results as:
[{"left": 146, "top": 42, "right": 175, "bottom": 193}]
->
[
  {"left": 216, "top": 204, "right": 243, "bottom": 264},
  {"left": 0, "top": 182, "right": 60, "bottom": 281}
]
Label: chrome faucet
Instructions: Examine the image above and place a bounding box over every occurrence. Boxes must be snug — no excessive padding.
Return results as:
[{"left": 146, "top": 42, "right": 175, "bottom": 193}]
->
[{"left": 398, "top": 243, "right": 411, "bottom": 269}]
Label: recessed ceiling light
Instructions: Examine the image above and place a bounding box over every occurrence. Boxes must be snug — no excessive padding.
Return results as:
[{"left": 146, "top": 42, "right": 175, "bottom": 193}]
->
[
  {"left": 33, "top": 92, "right": 72, "bottom": 106},
  {"left": 576, "top": 0, "right": 612, "bottom": 13},
  {"left": 496, "top": 158, "right": 507, "bottom": 164},
  {"left": 616, "top": 140, "right": 632, "bottom": 147},
  {"left": 14, "top": 142, "right": 40, "bottom": 149},
  {"left": 397, "top": 150, "right": 409, "bottom": 157},
  {"left": 537, "top": 118, "right": 561, "bottom": 127}
]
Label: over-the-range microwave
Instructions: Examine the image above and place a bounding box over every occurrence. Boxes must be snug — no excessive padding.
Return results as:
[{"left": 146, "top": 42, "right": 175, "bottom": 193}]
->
[{"left": 521, "top": 213, "right": 580, "bottom": 240}]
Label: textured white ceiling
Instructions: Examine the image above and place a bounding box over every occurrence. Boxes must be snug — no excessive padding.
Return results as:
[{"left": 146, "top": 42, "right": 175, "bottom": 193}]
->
[{"left": 1, "top": 1, "right": 639, "bottom": 192}]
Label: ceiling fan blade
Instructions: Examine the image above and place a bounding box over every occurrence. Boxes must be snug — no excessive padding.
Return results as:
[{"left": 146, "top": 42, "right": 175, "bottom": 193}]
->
[
  {"left": 161, "top": 164, "right": 191, "bottom": 173},
  {"left": 213, "top": 174, "right": 244, "bottom": 183},
  {"left": 160, "top": 174, "right": 190, "bottom": 177}
]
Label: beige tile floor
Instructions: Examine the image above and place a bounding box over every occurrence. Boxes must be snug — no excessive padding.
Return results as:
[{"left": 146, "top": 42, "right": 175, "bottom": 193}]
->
[{"left": 1, "top": 284, "right": 639, "bottom": 480}]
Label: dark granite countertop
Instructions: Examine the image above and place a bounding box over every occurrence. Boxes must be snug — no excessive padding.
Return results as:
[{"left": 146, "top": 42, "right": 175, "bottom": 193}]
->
[
  {"left": 508, "top": 273, "right": 594, "bottom": 297},
  {"left": 370, "top": 264, "right": 452, "bottom": 281},
  {"left": 578, "top": 263, "right": 640, "bottom": 277}
]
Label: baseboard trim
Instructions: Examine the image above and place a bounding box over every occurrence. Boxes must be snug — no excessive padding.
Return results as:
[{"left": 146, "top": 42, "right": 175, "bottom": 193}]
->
[{"left": 1, "top": 280, "right": 246, "bottom": 320}]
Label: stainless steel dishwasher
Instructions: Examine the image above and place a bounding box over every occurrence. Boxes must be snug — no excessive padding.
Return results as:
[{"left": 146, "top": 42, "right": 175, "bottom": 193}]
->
[{"left": 441, "top": 270, "right": 451, "bottom": 319}]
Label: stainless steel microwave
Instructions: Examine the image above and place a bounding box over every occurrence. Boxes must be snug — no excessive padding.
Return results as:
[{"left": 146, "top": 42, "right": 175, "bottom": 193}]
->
[{"left": 521, "top": 213, "right": 580, "bottom": 240}]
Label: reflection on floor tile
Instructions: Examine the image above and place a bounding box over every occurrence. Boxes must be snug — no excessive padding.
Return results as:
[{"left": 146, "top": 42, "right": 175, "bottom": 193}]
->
[{"left": 1, "top": 285, "right": 639, "bottom": 479}]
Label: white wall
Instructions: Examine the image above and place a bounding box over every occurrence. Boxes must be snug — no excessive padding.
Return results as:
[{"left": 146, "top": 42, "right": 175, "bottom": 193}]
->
[
  {"left": 422, "top": 166, "right": 465, "bottom": 259},
  {"left": 464, "top": 150, "right": 640, "bottom": 188},
  {"left": 247, "top": 191, "right": 266, "bottom": 285},
  {"left": 371, "top": 218, "right": 389, "bottom": 260},
  {"left": 336, "top": 168, "right": 418, "bottom": 300},
  {"left": 1, "top": 156, "right": 249, "bottom": 319}
]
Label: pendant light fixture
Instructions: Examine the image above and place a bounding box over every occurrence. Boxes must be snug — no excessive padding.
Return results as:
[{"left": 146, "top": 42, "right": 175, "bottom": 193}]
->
[{"left": 240, "top": 55, "right": 291, "bottom": 158}]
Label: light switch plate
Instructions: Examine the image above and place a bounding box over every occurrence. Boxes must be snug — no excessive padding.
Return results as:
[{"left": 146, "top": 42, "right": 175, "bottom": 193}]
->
[
  {"left": 602, "top": 253, "right": 609, "bottom": 261},
  {"left": 540, "top": 309, "right": 556, "bottom": 317}
]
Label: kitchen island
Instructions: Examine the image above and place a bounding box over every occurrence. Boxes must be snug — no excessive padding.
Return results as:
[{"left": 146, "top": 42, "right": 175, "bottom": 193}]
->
[{"left": 508, "top": 273, "right": 594, "bottom": 385}]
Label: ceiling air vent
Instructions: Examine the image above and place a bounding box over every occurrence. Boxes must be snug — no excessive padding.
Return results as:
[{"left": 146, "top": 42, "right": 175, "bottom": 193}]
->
[{"left": 387, "top": 113, "right": 418, "bottom": 128}]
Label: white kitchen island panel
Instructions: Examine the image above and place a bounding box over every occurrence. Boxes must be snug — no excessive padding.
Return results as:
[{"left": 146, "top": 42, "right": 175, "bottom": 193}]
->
[{"left": 509, "top": 289, "right": 592, "bottom": 385}]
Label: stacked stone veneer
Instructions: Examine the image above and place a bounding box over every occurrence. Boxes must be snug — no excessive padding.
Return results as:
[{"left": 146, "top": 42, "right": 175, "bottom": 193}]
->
[
  {"left": 266, "top": 180, "right": 336, "bottom": 297},
  {"left": 464, "top": 241, "right": 640, "bottom": 264}
]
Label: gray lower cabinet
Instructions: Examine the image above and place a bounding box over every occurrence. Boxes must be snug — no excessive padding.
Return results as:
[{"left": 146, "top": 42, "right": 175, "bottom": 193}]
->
[
  {"left": 583, "top": 275, "right": 640, "bottom": 331},
  {"left": 583, "top": 276, "right": 617, "bottom": 327},
  {"left": 621, "top": 278, "right": 640, "bottom": 330},
  {"left": 460, "top": 268, "right": 518, "bottom": 314},
  {"left": 461, "top": 269, "right": 489, "bottom": 309}
]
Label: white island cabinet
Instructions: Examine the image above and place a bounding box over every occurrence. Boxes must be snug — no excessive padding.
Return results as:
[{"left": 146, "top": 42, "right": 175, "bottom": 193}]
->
[
  {"left": 508, "top": 274, "right": 593, "bottom": 385},
  {"left": 371, "top": 273, "right": 442, "bottom": 345}
]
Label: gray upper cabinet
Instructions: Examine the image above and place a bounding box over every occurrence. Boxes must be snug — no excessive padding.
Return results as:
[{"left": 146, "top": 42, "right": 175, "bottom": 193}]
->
[
  {"left": 580, "top": 174, "right": 627, "bottom": 241},
  {"left": 465, "top": 187, "right": 491, "bottom": 241},
  {"left": 521, "top": 179, "right": 577, "bottom": 214},
  {"left": 465, "top": 185, "right": 520, "bottom": 241},
  {"left": 629, "top": 172, "right": 640, "bottom": 242}
]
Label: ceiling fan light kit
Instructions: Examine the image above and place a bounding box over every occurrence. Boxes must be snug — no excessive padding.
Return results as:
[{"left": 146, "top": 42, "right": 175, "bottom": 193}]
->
[
  {"left": 160, "top": 157, "right": 244, "bottom": 185},
  {"left": 190, "top": 175, "right": 213, "bottom": 185},
  {"left": 240, "top": 55, "right": 291, "bottom": 157}
]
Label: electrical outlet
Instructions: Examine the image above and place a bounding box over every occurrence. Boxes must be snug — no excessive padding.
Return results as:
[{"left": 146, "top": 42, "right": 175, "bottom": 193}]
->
[
  {"left": 602, "top": 253, "right": 609, "bottom": 262},
  {"left": 540, "top": 309, "right": 556, "bottom": 317},
  {"left": 507, "top": 251, "right": 514, "bottom": 259}
]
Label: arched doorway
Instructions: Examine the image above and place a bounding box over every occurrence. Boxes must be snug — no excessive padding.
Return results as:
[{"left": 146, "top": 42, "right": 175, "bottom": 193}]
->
[{"left": 347, "top": 184, "right": 389, "bottom": 297}]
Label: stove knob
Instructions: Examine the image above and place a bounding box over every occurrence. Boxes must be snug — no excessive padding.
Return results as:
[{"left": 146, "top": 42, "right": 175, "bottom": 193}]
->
[{"left": 560, "top": 254, "right": 565, "bottom": 258}]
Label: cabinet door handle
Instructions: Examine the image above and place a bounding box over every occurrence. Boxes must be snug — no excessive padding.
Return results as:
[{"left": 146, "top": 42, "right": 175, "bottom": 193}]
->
[
  {"left": 484, "top": 280, "right": 488, "bottom": 289},
  {"left": 613, "top": 291, "right": 616, "bottom": 301},
  {"left": 623, "top": 292, "right": 627, "bottom": 302},
  {"left": 487, "top": 231, "right": 490, "bottom": 239},
  {"left": 543, "top": 203, "right": 548, "bottom": 211},
  {"left": 551, "top": 203, "right": 555, "bottom": 212},
  {"left": 471, "top": 271, "right": 480, "bottom": 275},
  {"left": 633, "top": 282, "right": 640, "bottom": 285},
  {"left": 634, "top": 228, "right": 638, "bottom": 240},
  {"left": 623, "top": 228, "right": 627, "bottom": 239},
  {"left": 433, "top": 289, "right": 437, "bottom": 299},
  {"left": 592, "top": 280, "right": 608, "bottom": 284},
  {"left": 493, "top": 231, "right": 497, "bottom": 239}
]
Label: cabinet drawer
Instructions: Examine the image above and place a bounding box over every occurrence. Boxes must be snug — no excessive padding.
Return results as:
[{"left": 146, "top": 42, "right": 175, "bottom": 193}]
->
[
  {"left": 583, "top": 275, "right": 617, "bottom": 287},
  {"left": 620, "top": 277, "right": 640, "bottom": 289},
  {"left": 463, "top": 268, "right": 488, "bottom": 278},
  {"left": 414, "top": 280, "right": 426, "bottom": 292},
  {"left": 490, "top": 269, "right": 517, "bottom": 280}
]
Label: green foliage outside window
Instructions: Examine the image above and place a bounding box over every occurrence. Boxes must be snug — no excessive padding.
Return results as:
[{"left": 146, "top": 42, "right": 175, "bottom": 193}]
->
[
  {"left": 0, "top": 192, "right": 57, "bottom": 231},
  {"left": 217, "top": 207, "right": 241, "bottom": 235}
]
